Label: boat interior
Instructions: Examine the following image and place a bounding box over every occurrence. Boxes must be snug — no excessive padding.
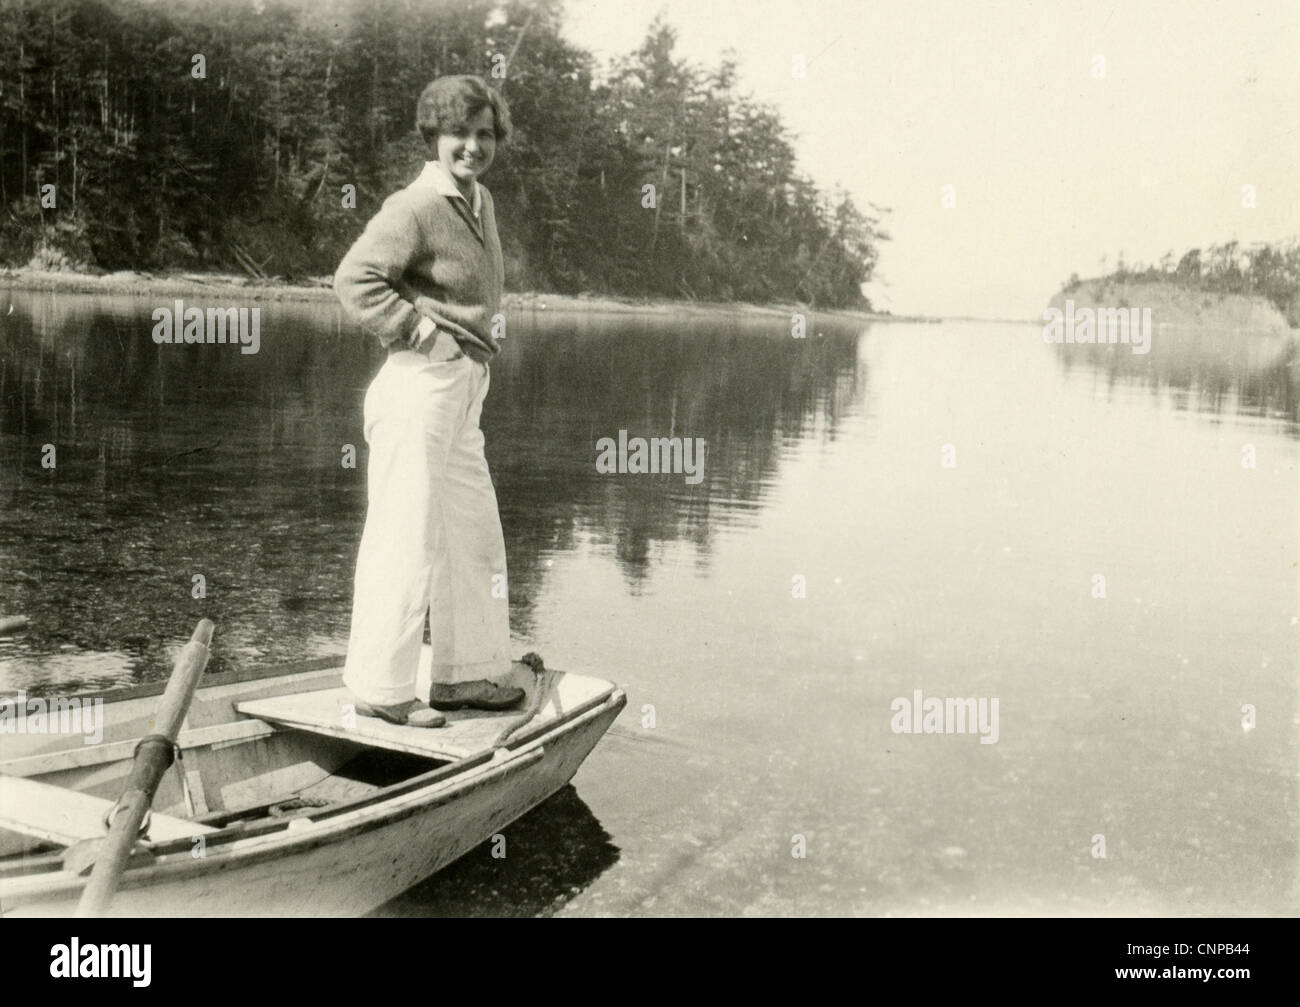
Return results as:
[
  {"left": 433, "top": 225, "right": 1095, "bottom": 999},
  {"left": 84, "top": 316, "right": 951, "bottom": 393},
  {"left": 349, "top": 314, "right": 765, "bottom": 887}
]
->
[{"left": 0, "top": 656, "right": 614, "bottom": 880}]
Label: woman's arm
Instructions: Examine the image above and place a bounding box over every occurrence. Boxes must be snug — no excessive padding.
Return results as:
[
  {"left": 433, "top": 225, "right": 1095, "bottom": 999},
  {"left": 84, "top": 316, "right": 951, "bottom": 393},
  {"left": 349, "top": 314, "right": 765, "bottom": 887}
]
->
[{"left": 333, "top": 191, "right": 427, "bottom": 350}]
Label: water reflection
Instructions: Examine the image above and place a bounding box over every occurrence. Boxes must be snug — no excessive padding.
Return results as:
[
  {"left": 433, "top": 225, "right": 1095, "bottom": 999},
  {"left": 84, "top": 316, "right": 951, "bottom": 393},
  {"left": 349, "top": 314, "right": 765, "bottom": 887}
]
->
[
  {"left": 0, "top": 292, "right": 864, "bottom": 689},
  {"left": 1052, "top": 326, "right": 1299, "bottom": 426},
  {"left": 370, "top": 785, "right": 619, "bottom": 918}
]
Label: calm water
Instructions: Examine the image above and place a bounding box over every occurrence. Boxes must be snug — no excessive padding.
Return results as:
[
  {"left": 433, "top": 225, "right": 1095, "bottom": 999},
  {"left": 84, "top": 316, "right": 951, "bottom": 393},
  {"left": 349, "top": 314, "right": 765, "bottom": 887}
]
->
[{"left": 1, "top": 289, "right": 1296, "bottom": 916}]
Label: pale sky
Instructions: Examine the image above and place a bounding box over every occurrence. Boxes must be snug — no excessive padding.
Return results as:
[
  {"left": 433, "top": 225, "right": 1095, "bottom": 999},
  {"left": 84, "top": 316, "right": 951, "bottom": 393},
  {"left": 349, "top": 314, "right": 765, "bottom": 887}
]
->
[{"left": 562, "top": 0, "right": 1300, "bottom": 318}]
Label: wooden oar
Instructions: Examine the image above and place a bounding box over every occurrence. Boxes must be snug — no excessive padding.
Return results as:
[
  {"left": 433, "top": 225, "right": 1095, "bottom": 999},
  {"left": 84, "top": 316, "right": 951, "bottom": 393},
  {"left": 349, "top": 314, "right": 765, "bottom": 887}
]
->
[{"left": 74, "top": 619, "right": 214, "bottom": 918}]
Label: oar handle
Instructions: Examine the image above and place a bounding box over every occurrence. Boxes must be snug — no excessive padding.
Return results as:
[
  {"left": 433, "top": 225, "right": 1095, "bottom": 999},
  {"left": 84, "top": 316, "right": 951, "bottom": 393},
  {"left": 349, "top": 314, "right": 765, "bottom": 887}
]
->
[
  {"left": 74, "top": 620, "right": 214, "bottom": 918},
  {"left": 149, "top": 619, "right": 214, "bottom": 741}
]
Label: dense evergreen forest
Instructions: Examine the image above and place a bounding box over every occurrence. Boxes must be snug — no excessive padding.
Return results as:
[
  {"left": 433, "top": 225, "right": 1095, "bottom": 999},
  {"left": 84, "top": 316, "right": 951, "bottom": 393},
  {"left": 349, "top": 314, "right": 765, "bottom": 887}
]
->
[
  {"left": 1063, "top": 241, "right": 1300, "bottom": 327},
  {"left": 0, "top": 0, "right": 887, "bottom": 309}
]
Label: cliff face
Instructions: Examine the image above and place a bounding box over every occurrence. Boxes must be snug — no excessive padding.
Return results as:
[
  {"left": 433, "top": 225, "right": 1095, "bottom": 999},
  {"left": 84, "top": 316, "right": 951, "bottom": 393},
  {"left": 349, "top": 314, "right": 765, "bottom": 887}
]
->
[{"left": 1048, "top": 280, "right": 1292, "bottom": 335}]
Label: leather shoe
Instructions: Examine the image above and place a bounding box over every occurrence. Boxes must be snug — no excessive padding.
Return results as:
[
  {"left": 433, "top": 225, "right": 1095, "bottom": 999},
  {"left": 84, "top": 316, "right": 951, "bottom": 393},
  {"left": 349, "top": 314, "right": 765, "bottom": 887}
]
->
[
  {"left": 351, "top": 696, "right": 446, "bottom": 728},
  {"left": 428, "top": 679, "right": 525, "bottom": 711}
]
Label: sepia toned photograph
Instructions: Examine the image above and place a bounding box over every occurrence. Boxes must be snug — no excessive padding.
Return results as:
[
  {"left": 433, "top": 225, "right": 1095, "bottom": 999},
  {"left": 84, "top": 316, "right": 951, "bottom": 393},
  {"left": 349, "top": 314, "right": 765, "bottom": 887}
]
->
[{"left": 0, "top": 0, "right": 1295, "bottom": 943}]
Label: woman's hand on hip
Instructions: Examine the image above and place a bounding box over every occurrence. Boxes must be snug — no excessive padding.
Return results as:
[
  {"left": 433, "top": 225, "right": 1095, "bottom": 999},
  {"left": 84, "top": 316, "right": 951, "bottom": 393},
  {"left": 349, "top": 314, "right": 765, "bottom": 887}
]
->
[{"left": 414, "top": 323, "right": 465, "bottom": 362}]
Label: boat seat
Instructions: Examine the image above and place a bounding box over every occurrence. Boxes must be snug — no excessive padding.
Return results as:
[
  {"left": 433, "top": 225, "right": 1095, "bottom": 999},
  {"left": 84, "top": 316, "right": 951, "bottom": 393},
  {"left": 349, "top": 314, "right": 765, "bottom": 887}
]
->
[
  {"left": 0, "top": 774, "right": 215, "bottom": 848},
  {"left": 235, "top": 688, "right": 530, "bottom": 760}
]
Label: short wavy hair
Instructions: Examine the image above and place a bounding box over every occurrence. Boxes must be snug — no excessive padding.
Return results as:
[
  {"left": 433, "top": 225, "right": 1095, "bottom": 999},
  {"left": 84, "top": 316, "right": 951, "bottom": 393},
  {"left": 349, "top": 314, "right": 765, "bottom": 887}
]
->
[{"left": 416, "top": 75, "right": 511, "bottom": 155}]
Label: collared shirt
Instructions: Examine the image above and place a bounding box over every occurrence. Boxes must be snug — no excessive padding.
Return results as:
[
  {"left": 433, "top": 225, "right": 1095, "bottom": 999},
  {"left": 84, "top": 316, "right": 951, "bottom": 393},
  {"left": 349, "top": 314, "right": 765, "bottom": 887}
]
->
[
  {"left": 416, "top": 160, "right": 482, "bottom": 221},
  {"left": 335, "top": 156, "right": 502, "bottom": 362},
  {"left": 405, "top": 161, "right": 488, "bottom": 352}
]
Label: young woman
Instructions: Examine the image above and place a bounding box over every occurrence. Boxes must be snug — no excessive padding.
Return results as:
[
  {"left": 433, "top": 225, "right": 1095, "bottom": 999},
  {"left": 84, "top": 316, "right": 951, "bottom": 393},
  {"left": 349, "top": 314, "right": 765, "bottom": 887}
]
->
[{"left": 333, "top": 75, "right": 523, "bottom": 727}]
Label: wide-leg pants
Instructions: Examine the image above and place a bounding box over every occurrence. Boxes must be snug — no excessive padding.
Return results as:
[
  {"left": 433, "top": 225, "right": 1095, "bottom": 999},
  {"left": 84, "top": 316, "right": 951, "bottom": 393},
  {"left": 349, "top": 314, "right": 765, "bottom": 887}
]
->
[{"left": 343, "top": 350, "right": 511, "bottom": 706}]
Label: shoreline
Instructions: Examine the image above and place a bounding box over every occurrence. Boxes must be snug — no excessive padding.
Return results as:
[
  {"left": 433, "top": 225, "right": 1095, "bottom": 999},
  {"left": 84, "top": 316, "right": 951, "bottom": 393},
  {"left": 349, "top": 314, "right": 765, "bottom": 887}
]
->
[{"left": 0, "top": 267, "right": 934, "bottom": 325}]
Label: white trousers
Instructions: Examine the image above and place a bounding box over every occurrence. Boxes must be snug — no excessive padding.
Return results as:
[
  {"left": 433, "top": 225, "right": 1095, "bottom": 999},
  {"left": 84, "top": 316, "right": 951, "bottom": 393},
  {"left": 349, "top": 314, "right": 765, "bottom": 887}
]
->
[{"left": 344, "top": 351, "right": 511, "bottom": 706}]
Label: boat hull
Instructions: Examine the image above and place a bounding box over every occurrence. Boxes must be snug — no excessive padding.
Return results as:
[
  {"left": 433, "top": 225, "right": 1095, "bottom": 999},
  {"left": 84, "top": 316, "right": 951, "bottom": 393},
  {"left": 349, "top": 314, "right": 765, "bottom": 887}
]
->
[{"left": 1, "top": 683, "right": 624, "bottom": 917}]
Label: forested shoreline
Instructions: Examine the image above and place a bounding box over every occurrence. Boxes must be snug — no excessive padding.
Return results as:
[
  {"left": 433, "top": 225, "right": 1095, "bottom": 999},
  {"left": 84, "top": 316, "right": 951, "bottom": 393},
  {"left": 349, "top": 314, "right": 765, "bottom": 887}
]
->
[
  {"left": 1061, "top": 241, "right": 1300, "bottom": 328},
  {"left": 0, "top": 0, "right": 886, "bottom": 310}
]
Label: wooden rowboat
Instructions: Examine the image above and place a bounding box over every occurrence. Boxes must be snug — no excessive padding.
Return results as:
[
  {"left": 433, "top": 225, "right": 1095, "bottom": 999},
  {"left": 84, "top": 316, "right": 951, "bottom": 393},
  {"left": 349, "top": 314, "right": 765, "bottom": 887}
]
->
[{"left": 0, "top": 649, "right": 625, "bottom": 916}]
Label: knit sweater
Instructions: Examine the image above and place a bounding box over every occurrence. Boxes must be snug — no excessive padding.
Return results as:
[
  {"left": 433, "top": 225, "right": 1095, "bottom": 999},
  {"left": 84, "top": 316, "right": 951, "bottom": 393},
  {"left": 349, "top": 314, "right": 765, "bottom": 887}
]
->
[{"left": 333, "top": 165, "right": 504, "bottom": 363}]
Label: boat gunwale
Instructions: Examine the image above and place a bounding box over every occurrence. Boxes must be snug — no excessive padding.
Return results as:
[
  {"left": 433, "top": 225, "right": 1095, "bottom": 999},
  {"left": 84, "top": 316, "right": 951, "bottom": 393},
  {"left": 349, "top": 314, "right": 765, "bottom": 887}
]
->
[
  {"left": 147, "top": 683, "right": 623, "bottom": 852},
  {"left": 0, "top": 688, "right": 626, "bottom": 905},
  {"left": 0, "top": 655, "right": 343, "bottom": 704},
  {"left": 2, "top": 668, "right": 616, "bottom": 780}
]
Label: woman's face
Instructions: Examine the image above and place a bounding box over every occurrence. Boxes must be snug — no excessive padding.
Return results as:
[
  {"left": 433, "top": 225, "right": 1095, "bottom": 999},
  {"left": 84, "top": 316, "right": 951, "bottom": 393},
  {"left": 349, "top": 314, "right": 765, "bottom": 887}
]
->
[{"left": 437, "top": 106, "right": 497, "bottom": 186}]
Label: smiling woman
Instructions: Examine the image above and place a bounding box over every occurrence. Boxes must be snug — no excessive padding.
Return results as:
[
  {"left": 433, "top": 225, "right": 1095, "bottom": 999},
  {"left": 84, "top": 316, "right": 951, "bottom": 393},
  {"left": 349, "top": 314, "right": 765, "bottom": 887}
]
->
[
  {"left": 332, "top": 75, "right": 524, "bottom": 727},
  {"left": 417, "top": 75, "right": 512, "bottom": 201}
]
